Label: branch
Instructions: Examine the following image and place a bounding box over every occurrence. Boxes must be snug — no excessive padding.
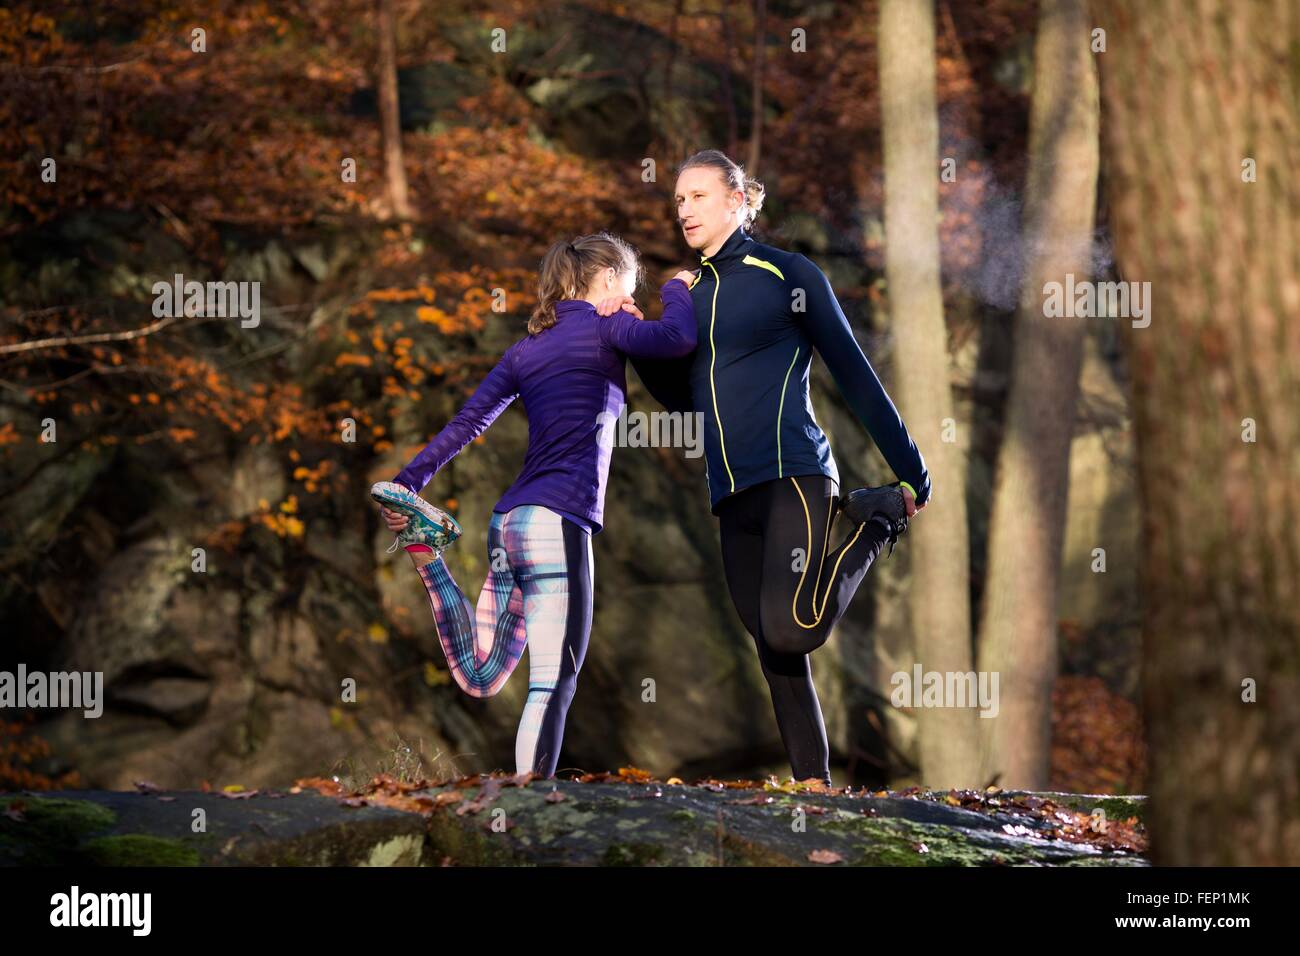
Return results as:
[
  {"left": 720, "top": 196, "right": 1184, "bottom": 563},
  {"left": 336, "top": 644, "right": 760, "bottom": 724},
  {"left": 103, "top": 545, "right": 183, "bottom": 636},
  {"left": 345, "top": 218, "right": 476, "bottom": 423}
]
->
[
  {"left": 0, "top": 361, "right": 158, "bottom": 395},
  {"left": 0, "top": 55, "right": 143, "bottom": 76},
  {"left": 0, "top": 409, "right": 130, "bottom": 509},
  {"left": 0, "top": 314, "right": 182, "bottom": 356}
]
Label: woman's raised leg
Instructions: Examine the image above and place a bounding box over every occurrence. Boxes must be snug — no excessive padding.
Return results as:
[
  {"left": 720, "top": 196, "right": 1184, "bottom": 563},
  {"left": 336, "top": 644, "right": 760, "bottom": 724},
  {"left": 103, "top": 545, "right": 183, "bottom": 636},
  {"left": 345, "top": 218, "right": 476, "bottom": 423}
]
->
[{"left": 409, "top": 512, "right": 529, "bottom": 698}]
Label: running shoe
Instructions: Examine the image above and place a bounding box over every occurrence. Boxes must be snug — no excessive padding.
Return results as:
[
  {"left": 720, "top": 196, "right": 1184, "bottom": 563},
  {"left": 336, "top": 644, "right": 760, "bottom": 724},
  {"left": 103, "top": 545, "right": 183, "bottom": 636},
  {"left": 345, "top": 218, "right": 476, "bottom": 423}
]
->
[
  {"left": 370, "top": 481, "right": 463, "bottom": 555},
  {"left": 838, "top": 482, "right": 908, "bottom": 556}
]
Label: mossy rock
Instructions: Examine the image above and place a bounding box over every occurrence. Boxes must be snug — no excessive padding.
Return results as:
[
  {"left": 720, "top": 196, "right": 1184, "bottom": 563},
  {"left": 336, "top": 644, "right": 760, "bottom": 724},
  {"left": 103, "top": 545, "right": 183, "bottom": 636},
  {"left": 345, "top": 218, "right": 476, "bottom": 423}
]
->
[
  {"left": 84, "top": 834, "right": 201, "bottom": 866},
  {"left": 0, "top": 797, "right": 117, "bottom": 865},
  {"left": 415, "top": 779, "right": 1148, "bottom": 867}
]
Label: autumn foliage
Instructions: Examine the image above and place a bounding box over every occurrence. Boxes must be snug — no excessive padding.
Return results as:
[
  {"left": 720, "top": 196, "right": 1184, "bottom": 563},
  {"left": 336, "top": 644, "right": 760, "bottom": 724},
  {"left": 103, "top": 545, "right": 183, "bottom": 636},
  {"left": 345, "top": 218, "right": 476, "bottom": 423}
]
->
[{"left": 0, "top": 1, "right": 1141, "bottom": 796}]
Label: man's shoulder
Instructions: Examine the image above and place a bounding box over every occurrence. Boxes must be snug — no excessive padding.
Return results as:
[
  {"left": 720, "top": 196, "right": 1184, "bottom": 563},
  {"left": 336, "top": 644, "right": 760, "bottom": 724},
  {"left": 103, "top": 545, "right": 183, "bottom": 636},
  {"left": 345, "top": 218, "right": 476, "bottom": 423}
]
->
[{"left": 741, "top": 238, "right": 812, "bottom": 277}]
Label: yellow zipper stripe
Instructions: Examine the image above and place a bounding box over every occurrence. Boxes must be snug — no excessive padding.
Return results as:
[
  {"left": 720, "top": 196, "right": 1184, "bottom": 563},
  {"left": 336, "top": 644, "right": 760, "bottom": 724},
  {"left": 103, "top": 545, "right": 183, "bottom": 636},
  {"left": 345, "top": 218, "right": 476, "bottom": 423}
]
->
[
  {"left": 703, "top": 260, "right": 734, "bottom": 492},
  {"left": 777, "top": 346, "right": 799, "bottom": 478}
]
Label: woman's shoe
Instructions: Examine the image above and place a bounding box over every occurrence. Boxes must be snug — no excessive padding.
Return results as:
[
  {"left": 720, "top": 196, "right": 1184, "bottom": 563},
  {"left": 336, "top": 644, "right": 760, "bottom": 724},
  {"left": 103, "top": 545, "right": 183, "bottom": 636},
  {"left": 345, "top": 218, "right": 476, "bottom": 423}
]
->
[{"left": 370, "top": 481, "right": 463, "bottom": 555}]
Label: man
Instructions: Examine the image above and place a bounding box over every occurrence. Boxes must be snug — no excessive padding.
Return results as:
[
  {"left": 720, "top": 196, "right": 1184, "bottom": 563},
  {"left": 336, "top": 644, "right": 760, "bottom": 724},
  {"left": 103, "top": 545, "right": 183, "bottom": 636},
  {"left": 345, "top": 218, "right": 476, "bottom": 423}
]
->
[{"left": 602, "top": 149, "right": 931, "bottom": 785}]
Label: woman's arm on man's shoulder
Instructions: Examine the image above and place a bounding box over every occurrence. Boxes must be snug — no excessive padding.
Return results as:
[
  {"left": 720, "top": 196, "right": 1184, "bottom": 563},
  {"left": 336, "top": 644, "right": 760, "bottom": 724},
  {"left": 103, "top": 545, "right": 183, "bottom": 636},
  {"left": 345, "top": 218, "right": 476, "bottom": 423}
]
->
[
  {"left": 600, "top": 275, "right": 698, "bottom": 414},
  {"left": 598, "top": 277, "right": 697, "bottom": 359}
]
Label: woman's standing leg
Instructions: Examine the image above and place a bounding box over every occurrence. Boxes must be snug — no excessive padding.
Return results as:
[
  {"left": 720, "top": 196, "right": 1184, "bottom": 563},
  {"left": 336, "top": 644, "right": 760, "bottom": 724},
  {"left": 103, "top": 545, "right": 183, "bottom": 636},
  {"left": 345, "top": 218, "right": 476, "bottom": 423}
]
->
[{"left": 506, "top": 505, "right": 594, "bottom": 777}]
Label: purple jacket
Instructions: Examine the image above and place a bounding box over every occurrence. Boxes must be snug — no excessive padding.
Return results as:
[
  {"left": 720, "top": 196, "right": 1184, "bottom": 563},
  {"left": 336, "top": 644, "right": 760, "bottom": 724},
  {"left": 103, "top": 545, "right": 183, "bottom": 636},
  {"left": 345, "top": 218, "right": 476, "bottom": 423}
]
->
[{"left": 392, "top": 279, "right": 696, "bottom": 534}]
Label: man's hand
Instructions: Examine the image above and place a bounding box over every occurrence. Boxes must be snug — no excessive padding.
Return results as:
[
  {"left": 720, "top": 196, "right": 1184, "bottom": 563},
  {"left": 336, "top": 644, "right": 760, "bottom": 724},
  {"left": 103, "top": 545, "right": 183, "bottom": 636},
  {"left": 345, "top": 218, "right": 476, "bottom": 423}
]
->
[
  {"left": 900, "top": 485, "right": 925, "bottom": 517},
  {"left": 595, "top": 295, "right": 644, "bottom": 320},
  {"left": 380, "top": 505, "right": 409, "bottom": 532}
]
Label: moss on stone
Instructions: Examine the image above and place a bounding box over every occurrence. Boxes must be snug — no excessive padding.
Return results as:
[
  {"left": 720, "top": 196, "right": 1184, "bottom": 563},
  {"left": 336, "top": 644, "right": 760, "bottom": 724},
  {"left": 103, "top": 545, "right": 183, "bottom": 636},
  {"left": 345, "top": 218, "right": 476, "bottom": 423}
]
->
[
  {"left": 425, "top": 811, "right": 525, "bottom": 866},
  {"left": 84, "top": 834, "right": 201, "bottom": 866},
  {"left": 600, "top": 842, "right": 665, "bottom": 866},
  {"left": 719, "top": 833, "right": 799, "bottom": 866},
  {"left": 1085, "top": 796, "right": 1146, "bottom": 824},
  {"left": 0, "top": 797, "right": 118, "bottom": 865}
]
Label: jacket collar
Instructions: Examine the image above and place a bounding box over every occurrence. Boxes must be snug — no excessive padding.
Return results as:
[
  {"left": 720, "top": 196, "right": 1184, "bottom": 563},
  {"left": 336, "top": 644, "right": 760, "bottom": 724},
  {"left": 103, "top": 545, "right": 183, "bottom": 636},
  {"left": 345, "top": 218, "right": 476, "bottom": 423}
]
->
[
  {"left": 699, "top": 225, "right": 752, "bottom": 267},
  {"left": 554, "top": 299, "right": 596, "bottom": 316}
]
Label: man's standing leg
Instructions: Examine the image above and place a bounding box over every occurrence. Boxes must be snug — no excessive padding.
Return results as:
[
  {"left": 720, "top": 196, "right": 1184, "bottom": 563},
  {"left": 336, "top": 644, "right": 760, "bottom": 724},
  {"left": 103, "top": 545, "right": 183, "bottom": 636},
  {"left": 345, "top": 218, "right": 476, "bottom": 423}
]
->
[{"left": 718, "top": 483, "right": 832, "bottom": 783}]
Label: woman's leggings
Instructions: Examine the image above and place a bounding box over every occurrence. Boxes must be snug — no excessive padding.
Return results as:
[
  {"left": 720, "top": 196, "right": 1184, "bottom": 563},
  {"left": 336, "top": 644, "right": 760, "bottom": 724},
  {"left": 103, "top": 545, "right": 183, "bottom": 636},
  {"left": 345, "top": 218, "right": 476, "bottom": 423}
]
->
[
  {"left": 716, "top": 474, "right": 890, "bottom": 783},
  {"left": 413, "top": 504, "right": 593, "bottom": 778}
]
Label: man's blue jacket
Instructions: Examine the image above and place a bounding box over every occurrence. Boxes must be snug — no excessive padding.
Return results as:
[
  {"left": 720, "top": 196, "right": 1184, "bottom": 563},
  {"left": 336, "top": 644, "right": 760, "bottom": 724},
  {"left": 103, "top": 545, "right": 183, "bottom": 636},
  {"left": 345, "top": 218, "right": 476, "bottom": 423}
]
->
[{"left": 633, "top": 225, "right": 932, "bottom": 514}]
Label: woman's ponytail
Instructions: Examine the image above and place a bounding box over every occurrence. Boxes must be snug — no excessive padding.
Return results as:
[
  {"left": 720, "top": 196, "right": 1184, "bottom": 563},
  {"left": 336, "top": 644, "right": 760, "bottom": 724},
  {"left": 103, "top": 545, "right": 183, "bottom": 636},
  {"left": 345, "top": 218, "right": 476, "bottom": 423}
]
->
[
  {"left": 530, "top": 240, "right": 584, "bottom": 335},
  {"left": 529, "top": 233, "right": 641, "bottom": 335}
]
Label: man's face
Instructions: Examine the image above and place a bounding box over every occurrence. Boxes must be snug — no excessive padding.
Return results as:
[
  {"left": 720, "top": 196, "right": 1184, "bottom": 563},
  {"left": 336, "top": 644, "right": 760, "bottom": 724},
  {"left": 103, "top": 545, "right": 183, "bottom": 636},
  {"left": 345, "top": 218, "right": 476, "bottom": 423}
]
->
[{"left": 675, "top": 167, "right": 741, "bottom": 255}]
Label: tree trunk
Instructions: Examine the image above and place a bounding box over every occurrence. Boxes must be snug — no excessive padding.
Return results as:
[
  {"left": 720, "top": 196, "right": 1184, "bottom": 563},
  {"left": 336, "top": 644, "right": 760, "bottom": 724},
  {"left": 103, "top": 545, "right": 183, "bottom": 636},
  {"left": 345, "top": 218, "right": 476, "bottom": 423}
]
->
[
  {"left": 879, "top": 0, "right": 980, "bottom": 789},
  {"left": 976, "top": 0, "right": 1099, "bottom": 790},
  {"left": 662, "top": 0, "right": 684, "bottom": 160},
  {"left": 746, "top": 0, "right": 766, "bottom": 175},
  {"left": 1091, "top": 0, "right": 1300, "bottom": 864},
  {"left": 377, "top": 0, "right": 412, "bottom": 220},
  {"left": 717, "top": 7, "right": 739, "bottom": 157}
]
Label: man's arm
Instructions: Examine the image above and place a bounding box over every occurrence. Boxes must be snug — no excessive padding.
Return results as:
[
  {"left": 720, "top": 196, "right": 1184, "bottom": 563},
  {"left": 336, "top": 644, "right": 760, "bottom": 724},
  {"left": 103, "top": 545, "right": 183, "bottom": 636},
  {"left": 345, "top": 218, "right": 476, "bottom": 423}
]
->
[
  {"left": 791, "top": 254, "right": 931, "bottom": 506},
  {"left": 392, "top": 348, "right": 519, "bottom": 492},
  {"left": 628, "top": 351, "right": 696, "bottom": 413}
]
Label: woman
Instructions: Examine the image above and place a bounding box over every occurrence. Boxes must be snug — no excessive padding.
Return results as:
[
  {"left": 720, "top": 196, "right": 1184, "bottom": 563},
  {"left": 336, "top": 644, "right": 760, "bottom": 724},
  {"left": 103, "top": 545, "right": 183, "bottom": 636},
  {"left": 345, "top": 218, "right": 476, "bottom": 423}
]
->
[
  {"left": 625, "top": 149, "right": 932, "bottom": 785},
  {"left": 372, "top": 232, "right": 696, "bottom": 778}
]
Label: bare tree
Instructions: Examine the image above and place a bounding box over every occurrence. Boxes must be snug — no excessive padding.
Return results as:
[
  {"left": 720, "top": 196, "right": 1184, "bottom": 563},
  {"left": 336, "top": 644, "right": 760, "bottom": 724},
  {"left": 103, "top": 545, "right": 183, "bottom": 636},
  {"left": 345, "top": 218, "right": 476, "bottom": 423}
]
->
[
  {"left": 879, "top": 0, "right": 980, "bottom": 788},
  {"left": 747, "top": 0, "right": 766, "bottom": 175},
  {"left": 976, "top": 0, "right": 1099, "bottom": 790},
  {"left": 1092, "top": 0, "right": 1300, "bottom": 864},
  {"left": 717, "top": 5, "right": 740, "bottom": 157},
  {"left": 377, "top": 0, "right": 413, "bottom": 219}
]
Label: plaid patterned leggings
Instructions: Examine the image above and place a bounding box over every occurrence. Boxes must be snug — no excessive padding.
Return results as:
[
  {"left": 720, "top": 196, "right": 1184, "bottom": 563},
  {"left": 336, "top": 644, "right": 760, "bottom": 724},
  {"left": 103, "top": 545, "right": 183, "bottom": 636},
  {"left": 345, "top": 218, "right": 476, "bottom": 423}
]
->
[{"left": 414, "top": 505, "right": 593, "bottom": 777}]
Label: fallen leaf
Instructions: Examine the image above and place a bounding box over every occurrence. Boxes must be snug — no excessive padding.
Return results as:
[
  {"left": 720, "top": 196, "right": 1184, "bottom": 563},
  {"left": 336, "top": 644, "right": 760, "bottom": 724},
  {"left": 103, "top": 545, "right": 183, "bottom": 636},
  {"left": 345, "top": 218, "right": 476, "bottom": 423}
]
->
[
  {"left": 294, "top": 777, "right": 345, "bottom": 797},
  {"left": 808, "top": 849, "right": 844, "bottom": 864}
]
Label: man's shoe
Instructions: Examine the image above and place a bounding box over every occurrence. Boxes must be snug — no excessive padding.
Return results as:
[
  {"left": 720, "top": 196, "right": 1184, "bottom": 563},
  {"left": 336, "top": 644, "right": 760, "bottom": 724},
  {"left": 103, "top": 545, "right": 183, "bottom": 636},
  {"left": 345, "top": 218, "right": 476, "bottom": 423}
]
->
[
  {"left": 839, "top": 482, "right": 908, "bottom": 556},
  {"left": 370, "top": 481, "right": 463, "bottom": 556}
]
